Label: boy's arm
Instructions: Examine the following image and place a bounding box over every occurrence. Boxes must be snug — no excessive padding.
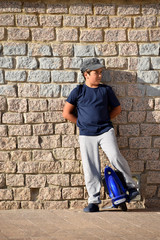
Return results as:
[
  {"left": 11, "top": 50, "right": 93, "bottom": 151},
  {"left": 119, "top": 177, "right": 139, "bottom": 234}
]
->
[
  {"left": 110, "top": 105, "right": 121, "bottom": 119},
  {"left": 62, "top": 102, "right": 77, "bottom": 124}
]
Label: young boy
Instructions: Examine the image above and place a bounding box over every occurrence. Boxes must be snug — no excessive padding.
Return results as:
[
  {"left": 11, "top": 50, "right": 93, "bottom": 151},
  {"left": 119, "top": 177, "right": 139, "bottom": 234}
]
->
[{"left": 63, "top": 58, "right": 139, "bottom": 212}]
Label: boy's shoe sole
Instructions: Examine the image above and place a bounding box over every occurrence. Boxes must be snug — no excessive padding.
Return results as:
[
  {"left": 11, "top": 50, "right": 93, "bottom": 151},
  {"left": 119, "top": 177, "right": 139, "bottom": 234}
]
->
[{"left": 83, "top": 203, "right": 99, "bottom": 213}]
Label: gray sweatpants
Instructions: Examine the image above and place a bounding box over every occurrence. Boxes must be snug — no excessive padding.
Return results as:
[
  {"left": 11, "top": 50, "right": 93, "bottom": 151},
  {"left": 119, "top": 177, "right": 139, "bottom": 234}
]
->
[{"left": 79, "top": 128, "right": 136, "bottom": 204}]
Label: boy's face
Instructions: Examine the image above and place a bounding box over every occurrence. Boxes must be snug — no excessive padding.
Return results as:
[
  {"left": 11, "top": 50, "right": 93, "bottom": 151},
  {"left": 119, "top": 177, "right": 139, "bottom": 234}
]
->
[{"left": 84, "top": 68, "right": 103, "bottom": 88}]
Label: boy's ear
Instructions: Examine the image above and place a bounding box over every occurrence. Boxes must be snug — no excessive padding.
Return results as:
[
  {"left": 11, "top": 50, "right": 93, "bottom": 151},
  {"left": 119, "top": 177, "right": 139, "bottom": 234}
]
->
[{"left": 83, "top": 71, "right": 88, "bottom": 78}]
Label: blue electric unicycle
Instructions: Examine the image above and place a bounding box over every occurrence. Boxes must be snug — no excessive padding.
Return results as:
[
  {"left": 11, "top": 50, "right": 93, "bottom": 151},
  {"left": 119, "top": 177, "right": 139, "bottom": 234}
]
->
[{"left": 102, "top": 166, "right": 131, "bottom": 211}]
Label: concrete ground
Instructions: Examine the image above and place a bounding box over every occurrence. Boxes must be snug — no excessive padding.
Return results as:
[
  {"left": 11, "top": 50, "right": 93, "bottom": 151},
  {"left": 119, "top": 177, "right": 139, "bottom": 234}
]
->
[{"left": 0, "top": 208, "right": 160, "bottom": 240}]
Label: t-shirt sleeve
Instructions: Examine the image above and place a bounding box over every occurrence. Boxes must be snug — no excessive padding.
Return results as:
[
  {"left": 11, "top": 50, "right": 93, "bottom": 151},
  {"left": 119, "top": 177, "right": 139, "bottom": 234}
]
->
[
  {"left": 107, "top": 86, "right": 120, "bottom": 108},
  {"left": 66, "top": 87, "right": 78, "bottom": 106}
]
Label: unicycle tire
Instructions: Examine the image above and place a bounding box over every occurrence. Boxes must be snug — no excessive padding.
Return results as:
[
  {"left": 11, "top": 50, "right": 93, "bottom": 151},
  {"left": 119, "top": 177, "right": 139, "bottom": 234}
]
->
[{"left": 119, "top": 202, "right": 127, "bottom": 211}]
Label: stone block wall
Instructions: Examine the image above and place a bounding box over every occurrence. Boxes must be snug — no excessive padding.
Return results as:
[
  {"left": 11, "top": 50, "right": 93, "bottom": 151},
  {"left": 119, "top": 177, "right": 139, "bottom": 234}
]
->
[{"left": 0, "top": 0, "right": 160, "bottom": 209}]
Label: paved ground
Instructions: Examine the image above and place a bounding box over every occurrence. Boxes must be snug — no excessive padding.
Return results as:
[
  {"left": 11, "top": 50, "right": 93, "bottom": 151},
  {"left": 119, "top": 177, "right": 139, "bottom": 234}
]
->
[{"left": 0, "top": 208, "right": 160, "bottom": 240}]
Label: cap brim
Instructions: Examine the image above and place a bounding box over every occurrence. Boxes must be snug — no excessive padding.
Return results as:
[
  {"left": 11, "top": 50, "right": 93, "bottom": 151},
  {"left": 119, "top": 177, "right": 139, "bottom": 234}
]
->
[{"left": 89, "top": 64, "right": 105, "bottom": 71}]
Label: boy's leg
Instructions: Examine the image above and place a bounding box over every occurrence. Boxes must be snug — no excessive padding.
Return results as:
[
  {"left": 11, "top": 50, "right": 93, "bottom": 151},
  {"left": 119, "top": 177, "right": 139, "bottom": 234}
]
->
[
  {"left": 79, "top": 135, "right": 101, "bottom": 204},
  {"left": 98, "top": 128, "right": 136, "bottom": 189}
]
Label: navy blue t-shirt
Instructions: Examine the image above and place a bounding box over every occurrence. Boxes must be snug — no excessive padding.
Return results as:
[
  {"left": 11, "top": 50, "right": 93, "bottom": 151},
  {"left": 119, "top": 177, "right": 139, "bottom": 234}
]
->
[{"left": 66, "top": 84, "right": 120, "bottom": 136}]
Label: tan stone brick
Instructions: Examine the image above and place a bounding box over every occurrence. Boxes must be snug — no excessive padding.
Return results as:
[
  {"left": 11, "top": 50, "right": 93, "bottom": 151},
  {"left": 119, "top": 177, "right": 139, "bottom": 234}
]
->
[
  {"left": 147, "top": 161, "right": 160, "bottom": 170},
  {"left": 39, "top": 161, "right": 62, "bottom": 173},
  {"left": 18, "top": 162, "right": 39, "bottom": 173},
  {"left": 32, "top": 28, "right": 55, "bottom": 41},
  {"left": 45, "top": 112, "right": 65, "bottom": 123},
  {"left": 26, "top": 175, "right": 46, "bottom": 188},
  {"left": 55, "top": 123, "right": 75, "bottom": 135},
  {"left": 51, "top": 44, "right": 73, "bottom": 57},
  {"left": 147, "top": 171, "right": 160, "bottom": 184},
  {"left": 109, "top": 17, "right": 131, "bottom": 28},
  {"left": 128, "top": 111, "right": 146, "bottom": 123},
  {"left": 155, "top": 98, "right": 160, "bottom": 110},
  {"left": 128, "top": 30, "right": 148, "bottom": 42},
  {"left": 110, "top": 71, "right": 136, "bottom": 83},
  {"left": 40, "top": 15, "right": 62, "bottom": 27},
  {"left": 129, "top": 137, "right": 152, "bottom": 148},
  {"left": 14, "top": 187, "right": 31, "bottom": 201},
  {"left": 39, "top": 187, "right": 61, "bottom": 200},
  {"left": 24, "top": 112, "right": 44, "bottom": 124},
  {"left": 117, "top": 5, "right": 140, "bottom": 15},
  {"left": 28, "top": 99, "right": 47, "bottom": 112},
  {"left": 71, "top": 174, "right": 85, "bottom": 186},
  {"left": 0, "top": 137, "right": 16, "bottom": 150},
  {"left": 6, "top": 174, "right": 24, "bottom": 187},
  {"left": 11, "top": 150, "right": 31, "bottom": 162},
  {"left": 0, "top": 125, "right": 7, "bottom": 136},
  {"left": 120, "top": 149, "right": 138, "bottom": 161},
  {"left": 0, "top": 152, "right": 10, "bottom": 161},
  {"left": 33, "top": 124, "right": 53, "bottom": 136},
  {"left": 106, "top": 58, "right": 128, "bottom": 69},
  {"left": 0, "top": 96, "right": 7, "bottom": 111},
  {"left": 119, "top": 43, "right": 138, "bottom": 56},
  {"left": 112, "top": 111, "right": 127, "bottom": 124},
  {"left": 8, "top": 125, "right": 31, "bottom": 136},
  {"left": 24, "top": 2, "right": 45, "bottom": 13},
  {"left": 70, "top": 4, "right": 92, "bottom": 15},
  {"left": 18, "top": 136, "right": 40, "bottom": 149},
  {"left": 62, "top": 135, "right": 79, "bottom": 148},
  {"left": 128, "top": 160, "right": 144, "bottom": 172},
  {"left": 47, "top": 174, "right": 69, "bottom": 186},
  {"left": 133, "top": 98, "right": 154, "bottom": 110},
  {"left": 127, "top": 84, "right": 145, "bottom": 97},
  {"left": 120, "top": 98, "right": 132, "bottom": 111},
  {"left": 8, "top": 28, "right": 30, "bottom": 40},
  {"left": 70, "top": 200, "right": 87, "bottom": 209},
  {"left": 0, "top": 189, "right": 13, "bottom": 200},
  {"left": 134, "top": 16, "right": 156, "bottom": 28},
  {"left": 119, "top": 124, "right": 140, "bottom": 136},
  {"left": 4, "top": 161, "right": 17, "bottom": 173},
  {"left": 64, "top": 16, "right": 85, "bottom": 27},
  {"left": 57, "top": 28, "right": 78, "bottom": 42},
  {"left": 145, "top": 186, "right": 157, "bottom": 198},
  {"left": 154, "top": 138, "right": 160, "bottom": 148},
  {"left": 142, "top": 4, "right": 159, "bottom": 15},
  {"left": 47, "top": 4, "right": 68, "bottom": 14},
  {"left": 95, "top": 44, "right": 117, "bottom": 56},
  {"left": 2, "top": 113, "right": 23, "bottom": 124},
  {"left": 0, "top": 27, "right": 5, "bottom": 40},
  {"left": 53, "top": 148, "right": 75, "bottom": 160},
  {"left": 87, "top": 16, "right": 108, "bottom": 28},
  {"left": 117, "top": 137, "right": 128, "bottom": 148},
  {"left": 40, "top": 135, "right": 61, "bottom": 149},
  {"left": 138, "top": 149, "right": 159, "bottom": 160},
  {"left": 33, "top": 150, "right": 54, "bottom": 162},
  {"left": 18, "top": 83, "right": 39, "bottom": 98},
  {"left": 17, "top": 14, "right": 38, "bottom": 26},
  {"left": 43, "top": 201, "right": 68, "bottom": 210},
  {"left": 0, "top": 1, "right": 21, "bottom": 12},
  {"left": 141, "top": 124, "right": 160, "bottom": 136},
  {"left": 21, "top": 201, "right": 43, "bottom": 209},
  {"left": 0, "top": 201, "right": 20, "bottom": 210},
  {"left": 8, "top": 98, "right": 27, "bottom": 112},
  {"left": 62, "top": 187, "right": 83, "bottom": 200},
  {"left": 111, "top": 84, "right": 126, "bottom": 97},
  {"left": 105, "top": 30, "right": 126, "bottom": 42},
  {"left": 0, "top": 174, "right": 5, "bottom": 188},
  {"left": 62, "top": 160, "right": 80, "bottom": 173},
  {"left": 80, "top": 29, "right": 103, "bottom": 42},
  {"left": 0, "top": 14, "right": 14, "bottom": 26},
  {"left": 94, "top": 4, "right": 115, "bottom": 15},
  {"left": 150, "top": 29, "right": 160, "bottom": 41},
  {"left": 146, "top": 111, "right": 160, "bottom": 123}
]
